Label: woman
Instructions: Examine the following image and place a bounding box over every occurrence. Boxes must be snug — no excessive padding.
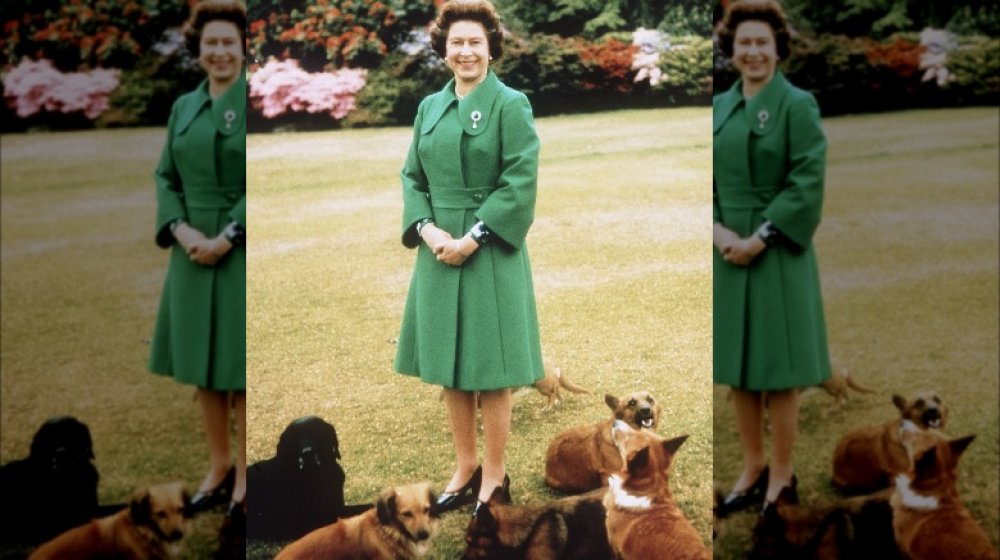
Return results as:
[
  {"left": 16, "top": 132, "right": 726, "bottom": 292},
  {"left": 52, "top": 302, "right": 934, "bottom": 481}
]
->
[
  {"left": 148, "top": 0, "right": 247, "bottom": 522},
  {"left": 713, "top": 0, "right": 830, "bottom": 516},
  {"left": 394, "top": 0, "right": 544, "bottom": 516}
]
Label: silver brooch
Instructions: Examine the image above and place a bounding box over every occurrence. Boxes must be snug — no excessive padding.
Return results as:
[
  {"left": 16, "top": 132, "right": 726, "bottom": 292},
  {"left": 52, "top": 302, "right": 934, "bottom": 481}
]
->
[
  {"left": 757, "top": 110, "right": 769, "bottom": 129},
  {"left": 224, "top": 109, "right": 236, "bottom": 130},
  {"left": 470, "top": 110, "right": 482, "bottom": 129}
]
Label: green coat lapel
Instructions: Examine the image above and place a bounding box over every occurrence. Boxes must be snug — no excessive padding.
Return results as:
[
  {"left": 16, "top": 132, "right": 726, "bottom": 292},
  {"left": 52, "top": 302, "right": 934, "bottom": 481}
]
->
[
  {"left": 745, "top": 71, "right": 790, "bottom": 136},
  {"left": 458, "top": 71, "right": 502, "bottom": 136},
  {"left": 175, "top": 71, "right": 247, "bottom": 136}
]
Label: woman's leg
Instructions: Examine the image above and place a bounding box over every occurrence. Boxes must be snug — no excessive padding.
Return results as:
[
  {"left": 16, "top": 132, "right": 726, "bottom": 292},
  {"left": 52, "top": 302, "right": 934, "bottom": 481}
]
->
[
  {"left": 196, "top": 388, "right": 233, "bottom": 491},
  {"left": 730, "top": 388, "right": 767, "bottom": 490},
  {"left": 478, "top": 388, "right": 511, "bottom": 502},
  {"left": 232, "top": 391, "right": 246, "bottom": 504},
  {"left": 765, "top": 389, "right": 799, "bottom": 502},
  {"left": 441, "top": 388, "right": 479, "bottom": 492}
]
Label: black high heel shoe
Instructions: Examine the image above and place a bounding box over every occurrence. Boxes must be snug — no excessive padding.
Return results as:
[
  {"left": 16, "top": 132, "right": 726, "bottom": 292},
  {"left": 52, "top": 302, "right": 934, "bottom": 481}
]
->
[
  {"left": 472, "top": 474, "right": 511, "bottom": 519},
  {"left": 190, "top": 466, "right": 235, "bottom": 514},
  {"left": 434, "top": 466, "right": 482, "bottom": 514},
  {"left": 717, "top": 466, "right": 769, "bottom": 518},
  {"left": 760, "top": 474, "right": 798, "bottom": 517}
]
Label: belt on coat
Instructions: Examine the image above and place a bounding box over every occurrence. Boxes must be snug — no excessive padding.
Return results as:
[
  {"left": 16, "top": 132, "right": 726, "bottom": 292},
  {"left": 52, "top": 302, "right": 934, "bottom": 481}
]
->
[
  {"left": 427, "top": 187, "right": 492, "bottom": 210},
  {"left": 715, "top": 185, "right": 779, "bottom": 210},
  {"left": 182, "top": 186, "right": 243, "bottom": 209}
]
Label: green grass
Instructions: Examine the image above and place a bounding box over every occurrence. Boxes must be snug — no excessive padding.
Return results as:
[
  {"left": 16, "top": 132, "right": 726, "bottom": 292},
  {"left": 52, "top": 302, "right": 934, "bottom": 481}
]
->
[
  {"left": 246, "top": 107, "right": 713, "bottom": 558},
  {"left": 712, "top": 107, "right": 1000, "bottom": 558},
  {"left": 0, "top": 129, "right": 237, "bottom": 558}
]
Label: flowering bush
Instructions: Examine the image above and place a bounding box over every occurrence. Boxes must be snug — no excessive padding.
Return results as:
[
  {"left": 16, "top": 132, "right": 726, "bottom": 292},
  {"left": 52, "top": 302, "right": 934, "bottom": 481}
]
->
[
  {"left": 249, "top": 58, "right": 366, "bottom": 120},
  {"left": 3, "top": 0, "right": 188, "bottom": 71},
  {"left": 3, "top": 59, "right": 119, "bottom": 119},
  {"left": 248, "top": 0, "right": 436, "bottom": 72},
  {"left": 578, "top": 38, "right": 636, "bottom": 93}
]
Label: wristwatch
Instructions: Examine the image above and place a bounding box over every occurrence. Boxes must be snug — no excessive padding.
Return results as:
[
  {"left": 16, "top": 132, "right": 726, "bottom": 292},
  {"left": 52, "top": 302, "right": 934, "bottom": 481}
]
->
[
  {"left": 469, "top": 221, "right": 493, "bottom": 246},
  {"left": 416, "top": 218, "right": 433, "bottom": 236},
  {"left": 223, "top": 222, "right": 245, "bottom": 245},
  {"left": 755, "top": 221, "right": 779, "bottom": 246}
]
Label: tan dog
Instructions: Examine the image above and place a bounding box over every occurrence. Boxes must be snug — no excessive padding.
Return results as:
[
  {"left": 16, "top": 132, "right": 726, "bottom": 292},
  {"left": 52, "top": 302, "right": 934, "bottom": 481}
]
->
[
  {"left": 603, "top": 421, "right": 708, "bottom": 560},
  {"left": 892, "top": 424, "right": 997, "bottom": 560},
  {"left": 532, "top": 358, "right": 591, "bottom": 412},
  {"left": 545, "top": 392, "right": 662, "bottom": 493},
  {"left": 832, "top": 392, "right": 948, "bottom": 493},
  {"left": 276, "top": 482, "right": 439, "bottom": 560},
  {"left": 29, "top": 482, "right": 190, "bottom": 560},
  {"left": 818, "top": 366, "right": 875, "bottom": 407}
]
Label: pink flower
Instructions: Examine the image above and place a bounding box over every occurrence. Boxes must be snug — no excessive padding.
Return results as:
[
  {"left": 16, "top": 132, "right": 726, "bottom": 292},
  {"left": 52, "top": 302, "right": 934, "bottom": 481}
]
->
[
  {"left": 2, "top": 59, "right": 119, "bottom": 119},
  {"left": 248, "top": 58, "right": 366, "bottom": 119}
]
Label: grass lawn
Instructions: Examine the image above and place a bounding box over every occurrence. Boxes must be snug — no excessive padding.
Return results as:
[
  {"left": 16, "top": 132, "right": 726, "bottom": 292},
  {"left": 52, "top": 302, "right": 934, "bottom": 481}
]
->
[
  {"left": 713, "top": 107, "right": 1000, "bottom": 558},
  {"left": 246, "top": 106, "right": 714, "bottom": 558},
  {"left": 0, "top": 129, "right": 236, "bottom": 558}
]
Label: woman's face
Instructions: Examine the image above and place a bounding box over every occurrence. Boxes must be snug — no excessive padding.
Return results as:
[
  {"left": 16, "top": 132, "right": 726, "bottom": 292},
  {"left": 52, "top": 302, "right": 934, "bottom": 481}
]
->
[
  {"left": 199, "top": 20, "right": 244, "bottom": 86},
  {"left": 445, "top": 20, "right": 490, "bottom": 87},
  {"left": 732, "top": 20, "right": 777, "bottom": 86}
]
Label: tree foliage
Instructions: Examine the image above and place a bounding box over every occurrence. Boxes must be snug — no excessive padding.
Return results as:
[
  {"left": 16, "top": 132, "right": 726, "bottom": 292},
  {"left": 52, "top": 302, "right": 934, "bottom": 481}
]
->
[
  {"left": 495, "top": 0, "right": 710, "bottom": 38},
  {"left": 783, "top": 0, "right": 1000, "bottom": 38}
]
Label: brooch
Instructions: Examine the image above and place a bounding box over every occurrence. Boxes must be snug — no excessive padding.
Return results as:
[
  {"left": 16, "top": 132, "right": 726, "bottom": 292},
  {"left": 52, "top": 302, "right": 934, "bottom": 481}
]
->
[
  {"left": 470, "top": 110, "right": 482, "bottom": 129},
  {"left": 757, "top": 110, "right": 769, "bottom": 129},
  {"left": 224, "top": 110, "right": 236, "bottom": 130}
]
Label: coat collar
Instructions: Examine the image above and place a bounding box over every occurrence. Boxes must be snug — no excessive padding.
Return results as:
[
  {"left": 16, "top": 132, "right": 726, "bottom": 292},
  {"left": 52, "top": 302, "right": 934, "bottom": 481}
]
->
[
  {"left": 176, "top": 70, "right": 247, "bottom": 136},
  {"left": 420, "top": 70, "right": 503, "bottom": 136},
  {"left": 713, "top": 71, "right": 791, "bottom": 136}
]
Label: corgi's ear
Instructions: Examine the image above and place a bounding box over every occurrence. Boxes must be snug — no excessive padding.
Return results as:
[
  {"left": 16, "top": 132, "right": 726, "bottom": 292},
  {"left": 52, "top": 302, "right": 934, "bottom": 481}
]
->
[
  {"left": 605, "top": 394, "right": 619, "bottom": 410},
  {"left": 949, "top": 435, "right": 975, "bottom": 461},
  {"left": 892, "top": 394, "right": 907, "bottom": 411},
  {"left": 914, "top": 445, "right": 939, "bottom": 477},
  {"left": 663, "top": 434, "right": 688, "bottom": 456},
  {"left": 627, "top": 446, "right": 651, "bottom": 474},
  {"left": 376, "top": 488, "right": 396, "bottom": 525}
]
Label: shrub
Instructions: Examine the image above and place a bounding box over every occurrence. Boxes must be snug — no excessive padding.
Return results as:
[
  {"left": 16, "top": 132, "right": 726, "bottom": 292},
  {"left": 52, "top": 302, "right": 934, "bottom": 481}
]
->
[
  {"left": 2, "top": 0, "right": 189, "bottom": 71},
  {"left": 3, "top": 59, "right": 119, "bottom": 121},
  {"left": 714, "top": 32, "right": 999, "bottom": 115},
  {"left": 247, "top": 0, "right": 437, "bottom": 72},
  {"left": 248, "top": 58, "right": 367, "bottom": 121}
]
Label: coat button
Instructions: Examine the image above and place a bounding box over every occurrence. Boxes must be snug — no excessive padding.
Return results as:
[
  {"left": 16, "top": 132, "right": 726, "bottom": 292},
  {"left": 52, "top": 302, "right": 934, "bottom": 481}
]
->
[
  {"left": 473, "top": 193, "right": 484, "bottom": 202},
  {"left": 227, "top": 193, "right": 238, "bottom": 201}
]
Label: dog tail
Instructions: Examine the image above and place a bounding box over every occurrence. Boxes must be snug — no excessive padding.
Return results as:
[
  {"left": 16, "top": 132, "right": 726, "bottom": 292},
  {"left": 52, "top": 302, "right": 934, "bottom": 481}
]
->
[
  {"left": 843, "top": 370, "right": 876, "bottom": 394},
  {"left": 556, "top": 368, "right": 591, "bottom": 395}
]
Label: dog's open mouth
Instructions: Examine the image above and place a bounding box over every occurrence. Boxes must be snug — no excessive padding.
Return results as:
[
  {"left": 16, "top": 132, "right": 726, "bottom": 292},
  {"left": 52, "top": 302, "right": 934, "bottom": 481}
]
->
[
  {"left": 923, "top": 409, "right": 942, "bottom": 429},
  {"left": 640, "top": 417, "right": 654, "bottom": 429}
]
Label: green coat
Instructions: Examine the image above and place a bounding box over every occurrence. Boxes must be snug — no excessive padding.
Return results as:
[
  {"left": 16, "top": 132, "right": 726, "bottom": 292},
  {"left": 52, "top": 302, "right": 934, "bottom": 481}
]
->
[
  {"left": 713, "top": 72, "right": 831, "bottom": 390},
  {"left": 148, "top": 74, "right": 246, "bottom": 391},
  {"left": 394, "top": 71, "right": 545, "bottom": 391}
]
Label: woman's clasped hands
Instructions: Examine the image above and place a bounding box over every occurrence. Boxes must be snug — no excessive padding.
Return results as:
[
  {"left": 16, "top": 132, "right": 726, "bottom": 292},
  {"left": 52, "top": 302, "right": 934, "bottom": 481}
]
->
[
  {"left": 174, "top": 222, "right": 233, "bottom": 266},
  {"left": 714, "top": 222, "right": 766, "bottom": 267},
  {"left": 421, "top": 223, "right": 476, "bottom": 267}
]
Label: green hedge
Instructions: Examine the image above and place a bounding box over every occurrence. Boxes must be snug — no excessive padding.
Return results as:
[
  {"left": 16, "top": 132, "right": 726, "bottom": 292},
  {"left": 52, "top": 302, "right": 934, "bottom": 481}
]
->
[{"left": 713, "top": 33, "right": 999, "bottom": 115}]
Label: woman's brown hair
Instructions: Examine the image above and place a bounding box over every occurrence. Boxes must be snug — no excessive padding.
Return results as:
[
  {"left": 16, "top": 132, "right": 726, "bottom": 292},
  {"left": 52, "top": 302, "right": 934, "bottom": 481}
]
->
[
  {"left": 430, "top": 0, "right": 504, "bottom": 60},
  {"left": 717, "top": 0, "right": 791, "bottom": 59},
  {"left": 184, "top": 0, "right": 247, "bottom": 57}
]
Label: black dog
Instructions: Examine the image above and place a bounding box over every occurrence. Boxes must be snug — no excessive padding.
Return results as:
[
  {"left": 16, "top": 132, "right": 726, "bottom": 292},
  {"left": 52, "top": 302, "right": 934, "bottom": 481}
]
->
[
  {"left": 247, "top": 416, "right": 370, "bottom": 541},
  {"left": 0, "top": 416, "right": 100, "bottom": 545}
]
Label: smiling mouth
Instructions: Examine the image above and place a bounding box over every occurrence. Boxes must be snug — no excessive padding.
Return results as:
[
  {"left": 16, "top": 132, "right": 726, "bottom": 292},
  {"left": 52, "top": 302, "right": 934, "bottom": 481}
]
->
[{"left": 640, "top": 417, "right": 654, "bottom": 429}]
